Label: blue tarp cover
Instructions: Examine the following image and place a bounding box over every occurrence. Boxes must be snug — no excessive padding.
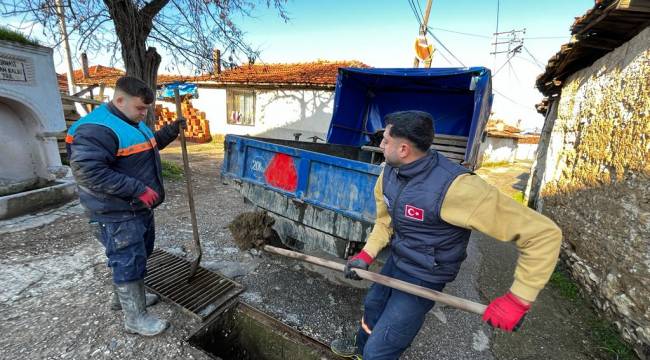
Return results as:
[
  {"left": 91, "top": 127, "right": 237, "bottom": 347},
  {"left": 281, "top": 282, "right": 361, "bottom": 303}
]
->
[
  {"left": 326, "top": 67, "right": 492, "bottom": 148},
  {"left": 157, "top": 81, "right": 198, "bottom": 99}
]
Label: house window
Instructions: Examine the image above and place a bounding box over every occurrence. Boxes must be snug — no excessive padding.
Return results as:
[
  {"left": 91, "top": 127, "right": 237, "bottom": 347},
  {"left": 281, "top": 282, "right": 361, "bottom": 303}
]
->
[{"left": 226, "top": 89, "right": 255, "bottom": 126}]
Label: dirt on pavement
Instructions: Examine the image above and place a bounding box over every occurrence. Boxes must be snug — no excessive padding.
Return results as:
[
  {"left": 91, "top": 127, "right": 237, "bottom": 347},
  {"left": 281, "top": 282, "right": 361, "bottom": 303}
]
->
[{"left": 0, "top": 144, "right": 623, "bottom": 359}]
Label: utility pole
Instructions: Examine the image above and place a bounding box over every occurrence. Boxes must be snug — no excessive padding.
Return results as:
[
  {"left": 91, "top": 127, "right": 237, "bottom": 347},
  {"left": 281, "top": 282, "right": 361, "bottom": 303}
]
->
[
  {"left": 55, "top": 0, "right": 75, "bottom": 96},
  {"left": 491, "top": 29, "right": 526, "bottom": 56},
  {"left": 413, "top": 0, "right": 434, "bottom": 68}
]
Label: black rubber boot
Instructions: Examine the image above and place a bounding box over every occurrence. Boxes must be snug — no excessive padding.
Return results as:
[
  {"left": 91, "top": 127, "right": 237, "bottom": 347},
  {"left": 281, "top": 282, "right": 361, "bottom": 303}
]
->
[
  {"left": 115, "top": 280, "right": 169, "bottom": 336},
  {"left": 330, "top": 336, "right": 362, "bottom": 359},
  {"left": 111, "top": 285, "right": 160, "bottom": 311}
]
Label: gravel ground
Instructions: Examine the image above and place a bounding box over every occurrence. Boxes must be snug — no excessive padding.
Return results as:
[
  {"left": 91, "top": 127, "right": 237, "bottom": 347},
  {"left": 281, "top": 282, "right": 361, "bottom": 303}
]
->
[{"left": 0, "top": 142, "right": 609, "bottom": 359}]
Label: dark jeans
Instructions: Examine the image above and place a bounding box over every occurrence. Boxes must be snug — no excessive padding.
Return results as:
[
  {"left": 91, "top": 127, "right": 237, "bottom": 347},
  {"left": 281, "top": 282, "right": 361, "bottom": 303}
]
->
[
  {"left": 96, "top": 211, "right": 155, "bottom": 284},
  {"left": 356, "top": 254, "right": 446, "bottom": 360}
]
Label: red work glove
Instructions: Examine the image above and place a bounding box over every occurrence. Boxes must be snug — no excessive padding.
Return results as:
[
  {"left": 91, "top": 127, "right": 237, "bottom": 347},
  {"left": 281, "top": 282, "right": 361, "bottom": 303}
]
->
[
  {"left": 482, "top": 292, "right": 531, "bottom": 332},
  {"left": 137, "top": 187, "right": 159, "bottom": 208},
  {"left": 344, "top": 250, "right": 373, "bottom": 280}
]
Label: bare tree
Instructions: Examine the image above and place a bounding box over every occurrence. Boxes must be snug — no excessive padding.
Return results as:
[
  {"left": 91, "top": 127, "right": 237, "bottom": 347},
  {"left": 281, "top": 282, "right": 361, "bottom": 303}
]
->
[{"left": 2, "top": 0, "right": 288, "bottom": 125}]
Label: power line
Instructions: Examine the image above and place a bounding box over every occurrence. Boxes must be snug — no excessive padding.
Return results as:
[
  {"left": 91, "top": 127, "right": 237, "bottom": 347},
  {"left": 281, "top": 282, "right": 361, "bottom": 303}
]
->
[
  {"left": 492, "top": 49, "right": 518, "bottom": 77},
  {"left": 493, "top": 88, "right": 530, "bottom": 109},
  {"left": 523, "top": 36, "right": 568, "bottom": 40},
  {"left": 426, "top": 26, "right": 565, "bottom": 41},
  {"left": 494, "top": 0, "right": 500, "bottom": 60},
  {"left": 514, "top": 54, "right": 544, "bottom": 69},
  {"left": 491, "top": 28, "right": 525, "bottom": 55},
  {"left": 407, "top": 1, "right": 468, "bottom": 67},
  {"left": 428, "top": 26, "right": 490, "bottom": 39},
  {"left": 507, "top": 60, "right": 521, "bottom": 86},
  {"left": 415, "top": 0, "right": 426, "bottom": 22},
  {"left": 522, "top": 46, "right": 545, "bottom": 69},
  {"left": 426, "top": 28, "right": 465, "bottom": 67},
  {"left": 435, "top": 47, "right": 453, "bottom": 65},
  {"left": 407, "top": 0, "right": 422, "bottom": 25}
]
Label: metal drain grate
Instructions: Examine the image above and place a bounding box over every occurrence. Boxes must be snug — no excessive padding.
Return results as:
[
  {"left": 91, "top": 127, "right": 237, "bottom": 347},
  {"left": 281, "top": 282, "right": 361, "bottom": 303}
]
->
[{"left": 145, "top": 249, "right": 244, "bottom": 320}]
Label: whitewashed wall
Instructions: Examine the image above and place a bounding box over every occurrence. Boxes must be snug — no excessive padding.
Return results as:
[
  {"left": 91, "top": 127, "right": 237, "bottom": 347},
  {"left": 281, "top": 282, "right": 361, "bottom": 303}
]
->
[
  {"left": 0, "top": 40, "right": 66, "bottom": 182},
  {"left": 159, "top": 87, "right": 334, "bottom": 140},
  {"left": 478, "top": 136, "right": 517, "bottom": 164},
  {"left": 253, "top": 89, "right": 334, "bottom": 140},
  {"left": 514, "top": 143, "right": 538, "bottom": 161},
  {"left": 99, "top": 87, "right": 115, "bottom": 102}
]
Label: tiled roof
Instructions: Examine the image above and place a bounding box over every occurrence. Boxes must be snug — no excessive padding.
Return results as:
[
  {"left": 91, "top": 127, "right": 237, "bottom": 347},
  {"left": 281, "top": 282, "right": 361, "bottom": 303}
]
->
[
  {"left": 57, "top": 73, "right": 68, "bottom": 92},
  {"left": 58, "top": 65, "right": 125, "bottom": 93},
  {"left": 486, "top": 119, "right": 522, "bottom": 138},
  {"left": 536, "top": 0, "right": 650, "bottom": 96},
  {"left": 62, "top": 61, "right": 368, "bottom": 89},
  {"left": 195, "top": 60, "right": 369, "bottom": 86},
  {"left": 485, "top": 120, "right": 540, "bottom": 143}
]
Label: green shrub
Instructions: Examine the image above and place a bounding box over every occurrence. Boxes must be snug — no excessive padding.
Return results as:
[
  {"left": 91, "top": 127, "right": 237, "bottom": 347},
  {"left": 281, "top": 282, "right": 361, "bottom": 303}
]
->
[
  {"left": 161, "top": 160, "right": 183, "bottom": 180},
  {"left": 0, "top": 26, "right": 39, "bottom": 46}
]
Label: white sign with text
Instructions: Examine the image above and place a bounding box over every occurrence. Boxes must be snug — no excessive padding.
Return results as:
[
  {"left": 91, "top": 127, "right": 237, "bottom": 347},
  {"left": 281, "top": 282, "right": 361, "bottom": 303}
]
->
[{"left": 0, "top": 55, "right": 28, "bottom": 82}]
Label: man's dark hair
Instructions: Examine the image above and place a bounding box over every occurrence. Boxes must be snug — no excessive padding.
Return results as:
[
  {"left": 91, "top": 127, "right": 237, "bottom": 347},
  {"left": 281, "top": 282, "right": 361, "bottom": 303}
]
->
[
  {"left": 384, "top": 110, "right": 435, "bottom": 152},
  {"left": 115, "top": 76, "right": 154, "bottom": 104}
]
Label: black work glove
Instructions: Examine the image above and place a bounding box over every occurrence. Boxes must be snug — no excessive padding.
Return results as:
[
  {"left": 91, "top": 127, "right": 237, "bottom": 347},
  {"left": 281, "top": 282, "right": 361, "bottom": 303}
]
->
[
  {"left": 344, "top": 250, "right": 372, "bottom": 280},
  {"left": 173, "top": 117, "right": 187, "bottom": 134}
]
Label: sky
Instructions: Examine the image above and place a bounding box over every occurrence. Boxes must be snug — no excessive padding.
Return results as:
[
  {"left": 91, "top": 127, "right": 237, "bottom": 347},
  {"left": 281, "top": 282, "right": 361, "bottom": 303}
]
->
[{"left": 5, "top": 0, "right": 594, "bottom": 130}]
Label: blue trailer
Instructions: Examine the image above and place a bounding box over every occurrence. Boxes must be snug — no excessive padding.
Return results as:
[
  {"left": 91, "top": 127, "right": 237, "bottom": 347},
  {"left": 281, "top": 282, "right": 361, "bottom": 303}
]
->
[{"left": 221, "top": 67, "right": 493, "bottom": 259}]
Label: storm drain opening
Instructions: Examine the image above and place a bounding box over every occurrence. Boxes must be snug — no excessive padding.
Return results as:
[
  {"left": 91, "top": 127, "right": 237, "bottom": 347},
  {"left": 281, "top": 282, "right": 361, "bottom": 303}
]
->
[
  {"left": 145, "top": 249, "right": 244, "bottom": 320},
  {"left": 188, "top": 302, "right": 343, "bottom": 360}
]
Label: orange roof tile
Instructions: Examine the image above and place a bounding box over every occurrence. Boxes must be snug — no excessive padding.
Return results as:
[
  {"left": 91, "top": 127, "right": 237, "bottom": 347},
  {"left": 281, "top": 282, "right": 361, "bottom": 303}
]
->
[
  {"left": 72, "top": 65, "right": 125, "bottom": 85},
  {"left": 199, "top": 60, "right": 369, "bottom": 86},
  {"left": 64, "top": 61, "right": 369, "bottom": 89},
  {"left": 57, "top": 73, "right": 68, "bottom": 92},
  {"left": 486, "top": 119, "right": 522, "bottom": 135}
]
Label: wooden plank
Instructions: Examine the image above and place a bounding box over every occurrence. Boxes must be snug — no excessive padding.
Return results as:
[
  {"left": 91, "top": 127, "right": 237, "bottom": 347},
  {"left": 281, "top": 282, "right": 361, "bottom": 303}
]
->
[
  {"left": 71, "top": 85, "right": 98, "bottom": 98},
  {"left": 438, "top": 151, "right": 465, "bottom": 161},
  {"left": 361, "top": 145, "right": 383, "bottom": 153},
  {"left": 618, "top": 0, "right": 650, "bottom": 12},
  {"left": 363, "top": 143, "right": 467, "bottom": 155},
  {"left": 433, "top": 137, "right": 468, "bottom": 147},
  {"left": 98, "top": 84, "right": 105, "bottom": 101},
  {"left": 431, "top": 144, "right": 466, "bottom": 154},
  {"left": 436, "top": 134, "right": 469, "bottom": 141},
  {"left": 60, "top": 94, "right": 102, "bottom": 105}
]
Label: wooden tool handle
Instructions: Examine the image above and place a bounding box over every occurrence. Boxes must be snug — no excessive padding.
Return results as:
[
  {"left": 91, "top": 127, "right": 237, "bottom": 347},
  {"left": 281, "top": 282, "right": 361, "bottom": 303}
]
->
[
  {"left": 173, "top": 89, "right": 202, "bottom": 280},
  {"left": 262, "top": 245, "right": 487, "bottom": 315}
]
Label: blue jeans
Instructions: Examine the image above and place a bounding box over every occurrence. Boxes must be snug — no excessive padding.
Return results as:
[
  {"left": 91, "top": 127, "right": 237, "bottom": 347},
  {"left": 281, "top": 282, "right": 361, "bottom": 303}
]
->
[
  {"left": 95, "top": 211, "right": 155, "bottom": 284},
  {"left": 356, "top": 254, "right": 446, "bottom": 360}
]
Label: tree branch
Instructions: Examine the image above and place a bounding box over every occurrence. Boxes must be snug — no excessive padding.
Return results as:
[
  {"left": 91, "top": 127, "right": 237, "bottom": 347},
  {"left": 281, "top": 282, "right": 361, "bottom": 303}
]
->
[{"left": 140, "top": 0, "right": 169, "bottom": 22}]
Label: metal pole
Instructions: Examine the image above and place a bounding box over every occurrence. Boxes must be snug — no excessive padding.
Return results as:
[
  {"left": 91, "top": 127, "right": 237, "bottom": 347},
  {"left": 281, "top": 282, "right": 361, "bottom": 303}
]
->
[{"left": 55, "top": 0, "right": 75, "bottom": 96}]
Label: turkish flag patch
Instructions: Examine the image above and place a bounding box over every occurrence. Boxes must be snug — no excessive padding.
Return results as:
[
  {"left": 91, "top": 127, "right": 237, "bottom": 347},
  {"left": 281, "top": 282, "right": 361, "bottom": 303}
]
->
[{"left": 404, "top": 205, "right": 424, "bottom": 221}]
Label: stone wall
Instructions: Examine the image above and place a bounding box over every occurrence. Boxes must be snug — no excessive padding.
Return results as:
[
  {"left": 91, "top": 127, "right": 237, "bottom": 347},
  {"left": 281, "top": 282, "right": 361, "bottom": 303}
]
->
[{"left": 534, "top": 27, "right": 650, "bottom": 357}]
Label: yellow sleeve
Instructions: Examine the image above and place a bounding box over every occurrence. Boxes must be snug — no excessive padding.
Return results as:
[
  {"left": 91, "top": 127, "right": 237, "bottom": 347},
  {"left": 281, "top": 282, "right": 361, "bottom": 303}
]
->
[
  {"left": 441, "top": 173, "right": 562, "bottom": 302},
  {"left": 362, "top": 170, "right": 393, "bottom": 257}
]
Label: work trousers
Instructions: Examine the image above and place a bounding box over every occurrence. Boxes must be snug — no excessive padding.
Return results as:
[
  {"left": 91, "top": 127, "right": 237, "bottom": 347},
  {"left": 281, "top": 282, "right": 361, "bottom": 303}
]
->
[
  {"left": 356, "top": 254, "right": 446, "bottom": 360},
  {"left": 95, "top": 211, "right": 155, "bottom": 284}
]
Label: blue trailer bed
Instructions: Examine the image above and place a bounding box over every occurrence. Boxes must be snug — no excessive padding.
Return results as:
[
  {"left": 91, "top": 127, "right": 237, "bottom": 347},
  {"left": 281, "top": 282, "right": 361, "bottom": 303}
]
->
[{"left": 221, "top": 67, "right": 492, "bottom": 259}]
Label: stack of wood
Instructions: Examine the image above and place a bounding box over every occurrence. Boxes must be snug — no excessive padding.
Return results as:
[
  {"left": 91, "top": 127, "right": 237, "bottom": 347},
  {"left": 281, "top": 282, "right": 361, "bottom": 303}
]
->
[
  {"left": 56, "top": 98, "right": 82, "bottom": 162},
  {"left": 154, "top": 101, "right": 212, "bottom": 143}
]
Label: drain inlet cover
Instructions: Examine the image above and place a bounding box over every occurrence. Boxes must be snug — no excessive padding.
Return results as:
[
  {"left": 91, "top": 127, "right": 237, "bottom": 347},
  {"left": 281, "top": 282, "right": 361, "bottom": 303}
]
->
[{"left": 145, "top": 249, "right": 244, "bottom": 320}]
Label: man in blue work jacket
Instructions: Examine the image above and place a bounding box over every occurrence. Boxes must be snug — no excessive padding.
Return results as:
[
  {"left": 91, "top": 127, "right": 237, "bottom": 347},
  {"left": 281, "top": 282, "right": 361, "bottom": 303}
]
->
[
  {"left": 331, "top": 111, "right": 562, "bottom": 359},
  {"left": 66, "top": 76, "right": 185, "bottom": 336}
]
